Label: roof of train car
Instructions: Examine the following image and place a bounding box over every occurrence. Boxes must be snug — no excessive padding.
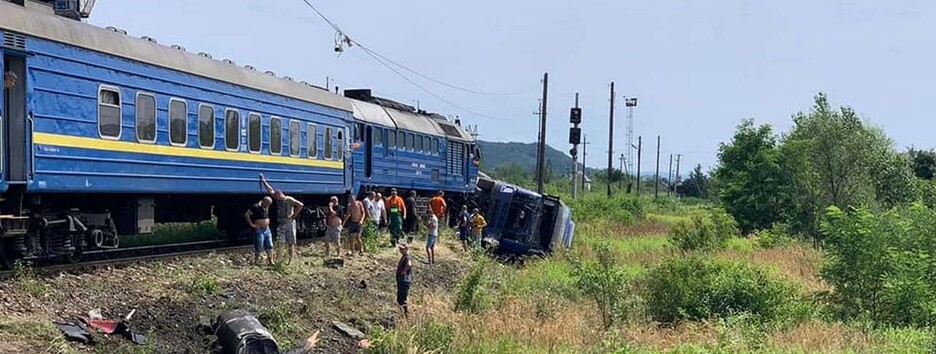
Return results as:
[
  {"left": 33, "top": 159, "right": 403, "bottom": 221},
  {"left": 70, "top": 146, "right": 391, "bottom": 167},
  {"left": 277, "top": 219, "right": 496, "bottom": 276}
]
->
[
  {"left": 0, "top": 2, "right": 352, "bottom": 112},
  {"left": 349, "top": 99, "right": 397, "bottom": 128}
]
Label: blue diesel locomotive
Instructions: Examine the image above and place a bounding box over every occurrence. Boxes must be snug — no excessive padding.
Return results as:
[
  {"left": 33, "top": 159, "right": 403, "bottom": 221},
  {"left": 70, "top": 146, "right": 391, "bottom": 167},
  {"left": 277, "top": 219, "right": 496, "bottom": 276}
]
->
[{"left": 0, "top": 0, "right": 484, "bottom": 267}]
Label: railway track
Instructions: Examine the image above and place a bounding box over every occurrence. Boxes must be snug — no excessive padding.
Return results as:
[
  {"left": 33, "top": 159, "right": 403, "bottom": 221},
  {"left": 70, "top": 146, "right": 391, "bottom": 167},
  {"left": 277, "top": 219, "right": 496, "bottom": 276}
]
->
[{"left": 0, "top": 239, "right": 253, "bottom": 280}]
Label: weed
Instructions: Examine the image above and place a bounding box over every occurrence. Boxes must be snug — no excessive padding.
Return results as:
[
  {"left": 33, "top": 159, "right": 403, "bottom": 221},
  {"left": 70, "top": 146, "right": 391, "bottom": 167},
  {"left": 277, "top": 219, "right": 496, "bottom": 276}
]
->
[
  {"left": 570, "top": 243, "right": 634, "bottom": 328},
  {"left": 455, "top": 256, "right": 492, "bottom": 314},
  {"left": 669, "top": 207, "right": 739, "bottom": 252},
  {"left": 13, "top": 261, "right": 46, "bottom": 298},
  {"left": 187, "top": 273, "right": 221, "bottom": 296}
]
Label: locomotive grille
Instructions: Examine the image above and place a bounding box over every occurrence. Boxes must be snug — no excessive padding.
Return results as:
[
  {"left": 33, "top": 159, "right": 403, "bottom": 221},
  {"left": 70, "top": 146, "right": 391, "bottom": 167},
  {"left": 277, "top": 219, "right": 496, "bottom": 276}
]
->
[
  {"left": 448, "top": 142, "right": 465, "bottom": 178},
  {"left": 2, "top": 31, "right": 27, "bottom": 50}
]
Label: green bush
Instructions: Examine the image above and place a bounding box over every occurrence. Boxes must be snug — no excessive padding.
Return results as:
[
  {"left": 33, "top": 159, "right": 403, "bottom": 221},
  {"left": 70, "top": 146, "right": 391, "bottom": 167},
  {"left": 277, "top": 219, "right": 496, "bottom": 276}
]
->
[
  {"left": 568, "top": 194, "right": 645, "bottom": 223},
  {"left": 644, "top": 256, "right": 800, "bottom": 324},
  {"left": 753, "top": 223, "right": 795, "bottom": 249},
  {"left": 455, "top": 257, "right": 493, "bottom": 314},
  {"left": 821, "top": 204, "right": 936, "bottom": 327},
  {"left": 570, "top": 243, "right": 634, "bottom": 328},
  {"left": 669, "top": 208, "right": 739, "bottom": 252},
  {"left": 361, "top": 220, "right": 380, "bottom": 252}
]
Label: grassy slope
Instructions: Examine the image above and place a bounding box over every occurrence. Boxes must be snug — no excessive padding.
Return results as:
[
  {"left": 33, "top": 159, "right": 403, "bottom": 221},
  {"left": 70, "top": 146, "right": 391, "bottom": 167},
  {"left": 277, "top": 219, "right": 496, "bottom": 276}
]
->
[{"left": 366, "top": 194, "right": 934, "bottom": 354}]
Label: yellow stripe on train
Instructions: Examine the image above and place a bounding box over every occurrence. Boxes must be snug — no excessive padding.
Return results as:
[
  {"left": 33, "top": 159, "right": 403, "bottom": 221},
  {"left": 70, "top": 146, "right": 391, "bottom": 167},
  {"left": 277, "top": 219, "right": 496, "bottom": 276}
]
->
[{"left": 32, "top": 133, "right": 344, "bottom": 169}]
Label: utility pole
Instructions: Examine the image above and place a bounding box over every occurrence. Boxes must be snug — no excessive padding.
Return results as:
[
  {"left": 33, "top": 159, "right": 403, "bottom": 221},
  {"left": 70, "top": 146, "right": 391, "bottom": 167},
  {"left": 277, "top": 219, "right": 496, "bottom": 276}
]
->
[
  {"left": 570, "top": 93, "right": 581, "bottom": 199},
  {"left": 536, "top": 73, "right": 549, "bottom": 194},
  {"left": 607, "top": 82, "right": 615, "bottom": 198},
  {"left": 636, "top": 136, "right": 642, "bottom": 196},
  {"left": 619, "top": 153, "right": 625, "bottom": 190},
  {"left": 674, "top": 154, "right": 683, "bottom": 197},
  {"left": 654, "top": 135, "right": 660, "bottom": 200},
  {"left": 667, "top": 154, "right": 673, "bottom": 197}
]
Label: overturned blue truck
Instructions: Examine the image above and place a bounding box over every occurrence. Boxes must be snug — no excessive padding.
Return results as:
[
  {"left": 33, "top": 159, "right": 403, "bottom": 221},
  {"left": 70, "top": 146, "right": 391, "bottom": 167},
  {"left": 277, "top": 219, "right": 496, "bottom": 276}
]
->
[{"left": 474, "top": 176, "right": 574, "bottom": 256}]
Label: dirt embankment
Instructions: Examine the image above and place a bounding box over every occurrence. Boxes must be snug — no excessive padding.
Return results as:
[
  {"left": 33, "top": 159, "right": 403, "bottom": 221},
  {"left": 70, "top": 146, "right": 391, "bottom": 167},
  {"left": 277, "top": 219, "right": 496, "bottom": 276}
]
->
[{"left": 0, "top": 238, "right": 470, "bottom": 354}]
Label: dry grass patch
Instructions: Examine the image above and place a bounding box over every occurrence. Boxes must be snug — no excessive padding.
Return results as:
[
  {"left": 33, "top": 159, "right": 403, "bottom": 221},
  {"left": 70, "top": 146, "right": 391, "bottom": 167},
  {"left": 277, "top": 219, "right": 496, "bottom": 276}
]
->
[
  {"left": 717, "top": 243, "right": 829, "bottom": 292},
  {"left": 765, "top": 321, "right": 873, "bottom": 353}
]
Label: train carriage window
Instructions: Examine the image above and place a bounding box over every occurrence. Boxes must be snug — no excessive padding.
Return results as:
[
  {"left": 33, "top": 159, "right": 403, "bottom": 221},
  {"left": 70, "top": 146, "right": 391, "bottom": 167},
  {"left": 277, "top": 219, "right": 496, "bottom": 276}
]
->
[
  {"left": 308, "top": 124, "right": 318, "bottom": 158},
  {"left": 337, "top": 129, "right": 344, "bottom": 160},
  {"left": 135, "top": 93, "right": 156, "bottom": 143},
  {"left": 198, "top": 104, "right": 214, "bottom": 148},
  {"left": 374, "top": 128, "right": 382, "bottom": 147},
  {"left": 388, "top": 129, "right": 395, "bottom": 148},
  {"left": 198, "top": 105, "right": 214, "bottom": 148},
  {"left": 354, "top": 123, "right": 363, "bottom": 141},
  {"left": 169, "top": 99, "right": 187, "bottom": 146},
  {"left": 224, "top": 109, "right": 240, "bottom": 151},
  {"left": 270, "top": 117, "right": 282, "bottom": 155},
  {"left": 408, "top": 133, "right": 415, "bottom": 151},
  {"left": 98, "top": 87, "right": 122, "bottom": 139},
  {"left": 324, "top": 127, "right": 333, "bottom": 160},
  {"left": 289, "top": 120, "right": 300, "bottom": 157},
  {"left": 248, "top": 113, "right": 261, "bottom": 153},
  {"left": 397, "top": 131, "right": 405, "bottom": 150}
]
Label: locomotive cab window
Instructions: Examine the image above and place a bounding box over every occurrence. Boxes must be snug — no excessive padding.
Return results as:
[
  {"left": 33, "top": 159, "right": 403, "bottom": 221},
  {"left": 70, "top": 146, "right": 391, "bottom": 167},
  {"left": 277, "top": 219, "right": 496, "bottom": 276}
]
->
[
  {"left": 270, "top": 117, "right": 282, "bottom": 155},
  {"left": 198, "top": 104, "right": 214, "bottom": 148},
  {"left": 224, "top": 109, "right": 240, "bottom": 151},
  {"left": 431, "top": 138, "right": 438, "bottom": 155},
  {"left": 135, "top": 93, "right": 156, "bottom": 143},
  {"left": 248, "top": 113, "right": 261, "bottom": 153},
  {"left": 308, "top": 123, "right": 317, "bottom": 158},
  {"left": 388, "top": 129, "right": 396, "bottom": 149},
  {"left": 289, "top": 120, "right": 300, "bottom": 157},
  {"left": 324, "top": 127, "right": 333, "bottom": 160},
  {"left": 397, "top": 130, "right": 405, "bottom": 150},
  {"left": 408, "top": 133, "right": 415, "bottom": 151},
  {"left": 169, "top": 99, "right": 187, "bottom": 146},
  {"left": 98, "top": 86, "right": 122, "bottom": 139},
  {"left": 374, "top": 128, "right": 382, "bottom": 147}
]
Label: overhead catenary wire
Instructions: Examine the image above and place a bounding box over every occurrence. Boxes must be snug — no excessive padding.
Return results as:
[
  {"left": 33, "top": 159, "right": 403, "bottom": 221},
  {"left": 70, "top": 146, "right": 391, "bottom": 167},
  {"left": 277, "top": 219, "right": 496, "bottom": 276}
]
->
[{"left": 298, "top": 0, "right": 530, "bottom": 120}]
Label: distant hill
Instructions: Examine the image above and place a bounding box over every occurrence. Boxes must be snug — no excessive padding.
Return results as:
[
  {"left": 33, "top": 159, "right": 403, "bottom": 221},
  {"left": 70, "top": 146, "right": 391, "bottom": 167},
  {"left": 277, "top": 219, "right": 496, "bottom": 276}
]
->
[{"left": 478, "top": 141, "right": 576, "bottom": 175}]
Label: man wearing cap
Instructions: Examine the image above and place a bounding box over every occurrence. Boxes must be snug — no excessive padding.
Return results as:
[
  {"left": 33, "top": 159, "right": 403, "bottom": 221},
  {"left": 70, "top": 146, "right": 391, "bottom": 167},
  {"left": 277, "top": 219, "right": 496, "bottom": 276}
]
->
[
  {"left": 259, "top": 174, "right": 304, "bottom": 265},
  {"left": 386, "top": 188, "right": 406, "bottom": 246},
  {"left": 395, "top": 243, "right": 413, "bottom": 317},
  {"left": 403, "top": 190, "right": 418, "bottom": 236}
]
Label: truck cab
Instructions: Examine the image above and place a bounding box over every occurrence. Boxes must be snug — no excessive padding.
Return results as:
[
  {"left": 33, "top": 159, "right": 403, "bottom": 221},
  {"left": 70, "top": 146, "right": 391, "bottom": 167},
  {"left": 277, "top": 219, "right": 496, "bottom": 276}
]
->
[{"left": 475, "top": 177, "right": 573, "bottom": 256}]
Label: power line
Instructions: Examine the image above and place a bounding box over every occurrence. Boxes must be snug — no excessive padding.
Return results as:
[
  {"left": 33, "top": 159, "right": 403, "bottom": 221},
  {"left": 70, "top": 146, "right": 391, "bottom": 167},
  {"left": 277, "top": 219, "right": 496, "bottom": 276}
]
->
[{"left": 297, "top": 0, "right": 532, "bottom": 119}]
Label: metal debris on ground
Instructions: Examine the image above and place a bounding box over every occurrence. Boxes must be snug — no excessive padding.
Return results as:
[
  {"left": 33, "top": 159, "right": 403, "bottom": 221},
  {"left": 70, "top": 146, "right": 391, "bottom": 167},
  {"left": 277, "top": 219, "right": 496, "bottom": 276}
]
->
[
  {"left": 214, "top": 310, "right": 279, "bottom": 354},
  {"left": 323, "top": 258, "right": 345, "bottom": 269},
  {"left": 332, "top": 321, "right": 365, "bottom": 339},
  {"left": 54, "top": 320, "right": 93, "bottom": 345}
]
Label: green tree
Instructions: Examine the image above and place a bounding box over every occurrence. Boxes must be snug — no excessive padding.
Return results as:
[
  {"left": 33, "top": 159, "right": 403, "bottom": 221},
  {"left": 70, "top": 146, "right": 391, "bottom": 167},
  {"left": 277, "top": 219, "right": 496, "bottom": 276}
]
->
[
  {"left": 908, "top": 148, "right": 936, "bottom": 180},
  {"left": 713, "top": 119, "right": 787, "bottom": 234},
  {"left": 779, "top": 93, "right": 917, "bottom": 235},
  {"left": 677, "top": 164, "right": 710, "bottom": 199}
]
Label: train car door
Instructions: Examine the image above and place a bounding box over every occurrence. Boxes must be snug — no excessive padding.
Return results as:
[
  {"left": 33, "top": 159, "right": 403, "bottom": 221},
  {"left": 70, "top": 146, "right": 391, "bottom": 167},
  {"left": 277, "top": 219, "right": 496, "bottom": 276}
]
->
[
  {"left": 342, "top": 127, "right": 352, "bottom": 190},
  {"left": 364, "top": 125, "right": 373, "bottom": 179},
  {"left": 2, "top": 53, "right": 27, "bottom": 185}
]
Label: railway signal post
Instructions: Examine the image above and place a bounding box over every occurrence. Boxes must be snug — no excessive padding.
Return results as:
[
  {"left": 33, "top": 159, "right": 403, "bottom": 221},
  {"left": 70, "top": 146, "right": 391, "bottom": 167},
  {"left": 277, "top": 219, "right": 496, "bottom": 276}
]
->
[{"left": 570, "top": 93, "right": 582, "bottom": 199}]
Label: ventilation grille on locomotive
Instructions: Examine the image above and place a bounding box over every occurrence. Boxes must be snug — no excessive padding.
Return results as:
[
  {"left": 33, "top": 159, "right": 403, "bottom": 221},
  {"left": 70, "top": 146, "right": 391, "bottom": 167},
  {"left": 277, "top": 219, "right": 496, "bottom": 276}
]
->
[
  {"left": 2, "top": 31, "right": 27, "bottom": 50},
  {"left": 447, "top": 142, "right": 465, "bottom": 178}
]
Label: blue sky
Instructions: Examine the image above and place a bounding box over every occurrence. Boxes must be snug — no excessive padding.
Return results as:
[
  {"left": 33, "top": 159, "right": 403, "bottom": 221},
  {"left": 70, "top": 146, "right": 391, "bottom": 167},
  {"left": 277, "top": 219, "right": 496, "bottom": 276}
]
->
[{"left": 90, "top": 1, "right": 936, "bottom": 173}]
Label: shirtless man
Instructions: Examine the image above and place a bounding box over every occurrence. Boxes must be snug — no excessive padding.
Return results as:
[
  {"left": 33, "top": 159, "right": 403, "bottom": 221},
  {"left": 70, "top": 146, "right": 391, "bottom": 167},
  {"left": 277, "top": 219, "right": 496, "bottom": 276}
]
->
[
  {"left": 344, "top": 196, "right": 367, "bottom": 256},
  {"left": 325, "top": 196, "right": 343, "bottom": 257},
  {"left": 245, "top": 197, "right": 274, "bottom": 265},
  {"left": 260, "top": 174, "right": 304, "bottom": 265}
]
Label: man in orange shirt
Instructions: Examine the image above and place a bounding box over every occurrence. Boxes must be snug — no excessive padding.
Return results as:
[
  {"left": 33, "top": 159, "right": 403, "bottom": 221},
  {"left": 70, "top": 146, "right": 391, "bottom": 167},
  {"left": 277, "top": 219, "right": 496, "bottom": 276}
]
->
[
  {"left": 428, "top": 190, "right": 447, "bottom": 228},
  {"left": 386, "top": 188, "right": 407, "bottom": 246}
]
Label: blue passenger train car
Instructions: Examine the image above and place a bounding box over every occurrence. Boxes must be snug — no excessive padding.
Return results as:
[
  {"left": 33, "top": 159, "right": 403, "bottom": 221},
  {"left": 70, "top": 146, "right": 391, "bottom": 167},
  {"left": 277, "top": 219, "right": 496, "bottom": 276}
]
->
[{"left": 0, "top": 0, "right": 485, "bottom": 267}]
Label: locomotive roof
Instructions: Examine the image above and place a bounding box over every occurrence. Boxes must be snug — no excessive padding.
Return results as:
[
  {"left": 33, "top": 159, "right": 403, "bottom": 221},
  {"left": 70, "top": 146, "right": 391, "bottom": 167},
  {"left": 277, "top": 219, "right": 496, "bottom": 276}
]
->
[
  {"left": 348, "top": 99, "right": 397, "bottom": 128},
  {"left": 0, "top": 2, "right": 352, "bottom": 112}
]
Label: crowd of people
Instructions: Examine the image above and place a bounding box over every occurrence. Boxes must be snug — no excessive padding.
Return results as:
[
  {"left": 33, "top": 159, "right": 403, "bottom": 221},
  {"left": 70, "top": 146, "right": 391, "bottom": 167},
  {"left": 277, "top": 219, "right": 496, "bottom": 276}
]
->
[{"left": 246, "top": 174, "right": 489, "bottom": 316}]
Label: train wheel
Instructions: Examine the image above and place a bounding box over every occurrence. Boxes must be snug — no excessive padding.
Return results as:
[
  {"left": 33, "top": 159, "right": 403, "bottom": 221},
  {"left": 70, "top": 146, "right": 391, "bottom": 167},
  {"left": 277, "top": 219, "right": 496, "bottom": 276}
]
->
[
  {"left": 63, "top": 240, "right": 83, "bottom": 264},
  {"left": 0, "top": 240, "right": 20, "bottom": 270}
]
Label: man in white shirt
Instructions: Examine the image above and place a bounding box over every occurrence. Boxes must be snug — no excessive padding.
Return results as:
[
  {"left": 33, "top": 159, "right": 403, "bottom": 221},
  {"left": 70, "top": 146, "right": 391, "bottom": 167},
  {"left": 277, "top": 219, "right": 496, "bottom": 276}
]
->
[{"left": 363, "top": 191, "right": 385, "bottom": 229}]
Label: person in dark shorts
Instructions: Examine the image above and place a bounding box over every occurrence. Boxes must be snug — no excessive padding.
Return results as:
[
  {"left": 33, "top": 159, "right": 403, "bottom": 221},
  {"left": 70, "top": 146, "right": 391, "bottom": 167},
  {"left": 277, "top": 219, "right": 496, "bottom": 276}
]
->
[
  {"left": 457, "top": 205, "right": 470, "bottom": 251},
  {"left": 245, "top": 197, "right": 274, "bottom": 265},
  {"left": 325, "top": 196, "right": 343, "bottom": 257},
  {"left": 404, "top": 190, "right": 418, "bottom": 236},
  {"left": 344, "top": 195, "right": 366, "bottom": 256},
  {"left": 396, "top": 243, "right": 413, "bottom": 317}
]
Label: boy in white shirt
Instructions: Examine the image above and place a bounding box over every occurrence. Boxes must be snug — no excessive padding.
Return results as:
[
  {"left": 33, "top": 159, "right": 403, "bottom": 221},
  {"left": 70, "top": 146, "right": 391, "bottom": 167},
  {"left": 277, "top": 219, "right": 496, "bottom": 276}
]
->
[{"left": 424, "top": 209, "right": 438, "bottom": 265}]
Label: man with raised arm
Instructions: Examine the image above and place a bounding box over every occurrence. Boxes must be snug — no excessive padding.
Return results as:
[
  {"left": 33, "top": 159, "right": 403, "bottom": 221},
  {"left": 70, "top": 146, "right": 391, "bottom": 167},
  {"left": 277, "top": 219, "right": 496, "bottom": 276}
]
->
[{"left": 260, "top": 174, "right": 304, "bottom": 265}]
